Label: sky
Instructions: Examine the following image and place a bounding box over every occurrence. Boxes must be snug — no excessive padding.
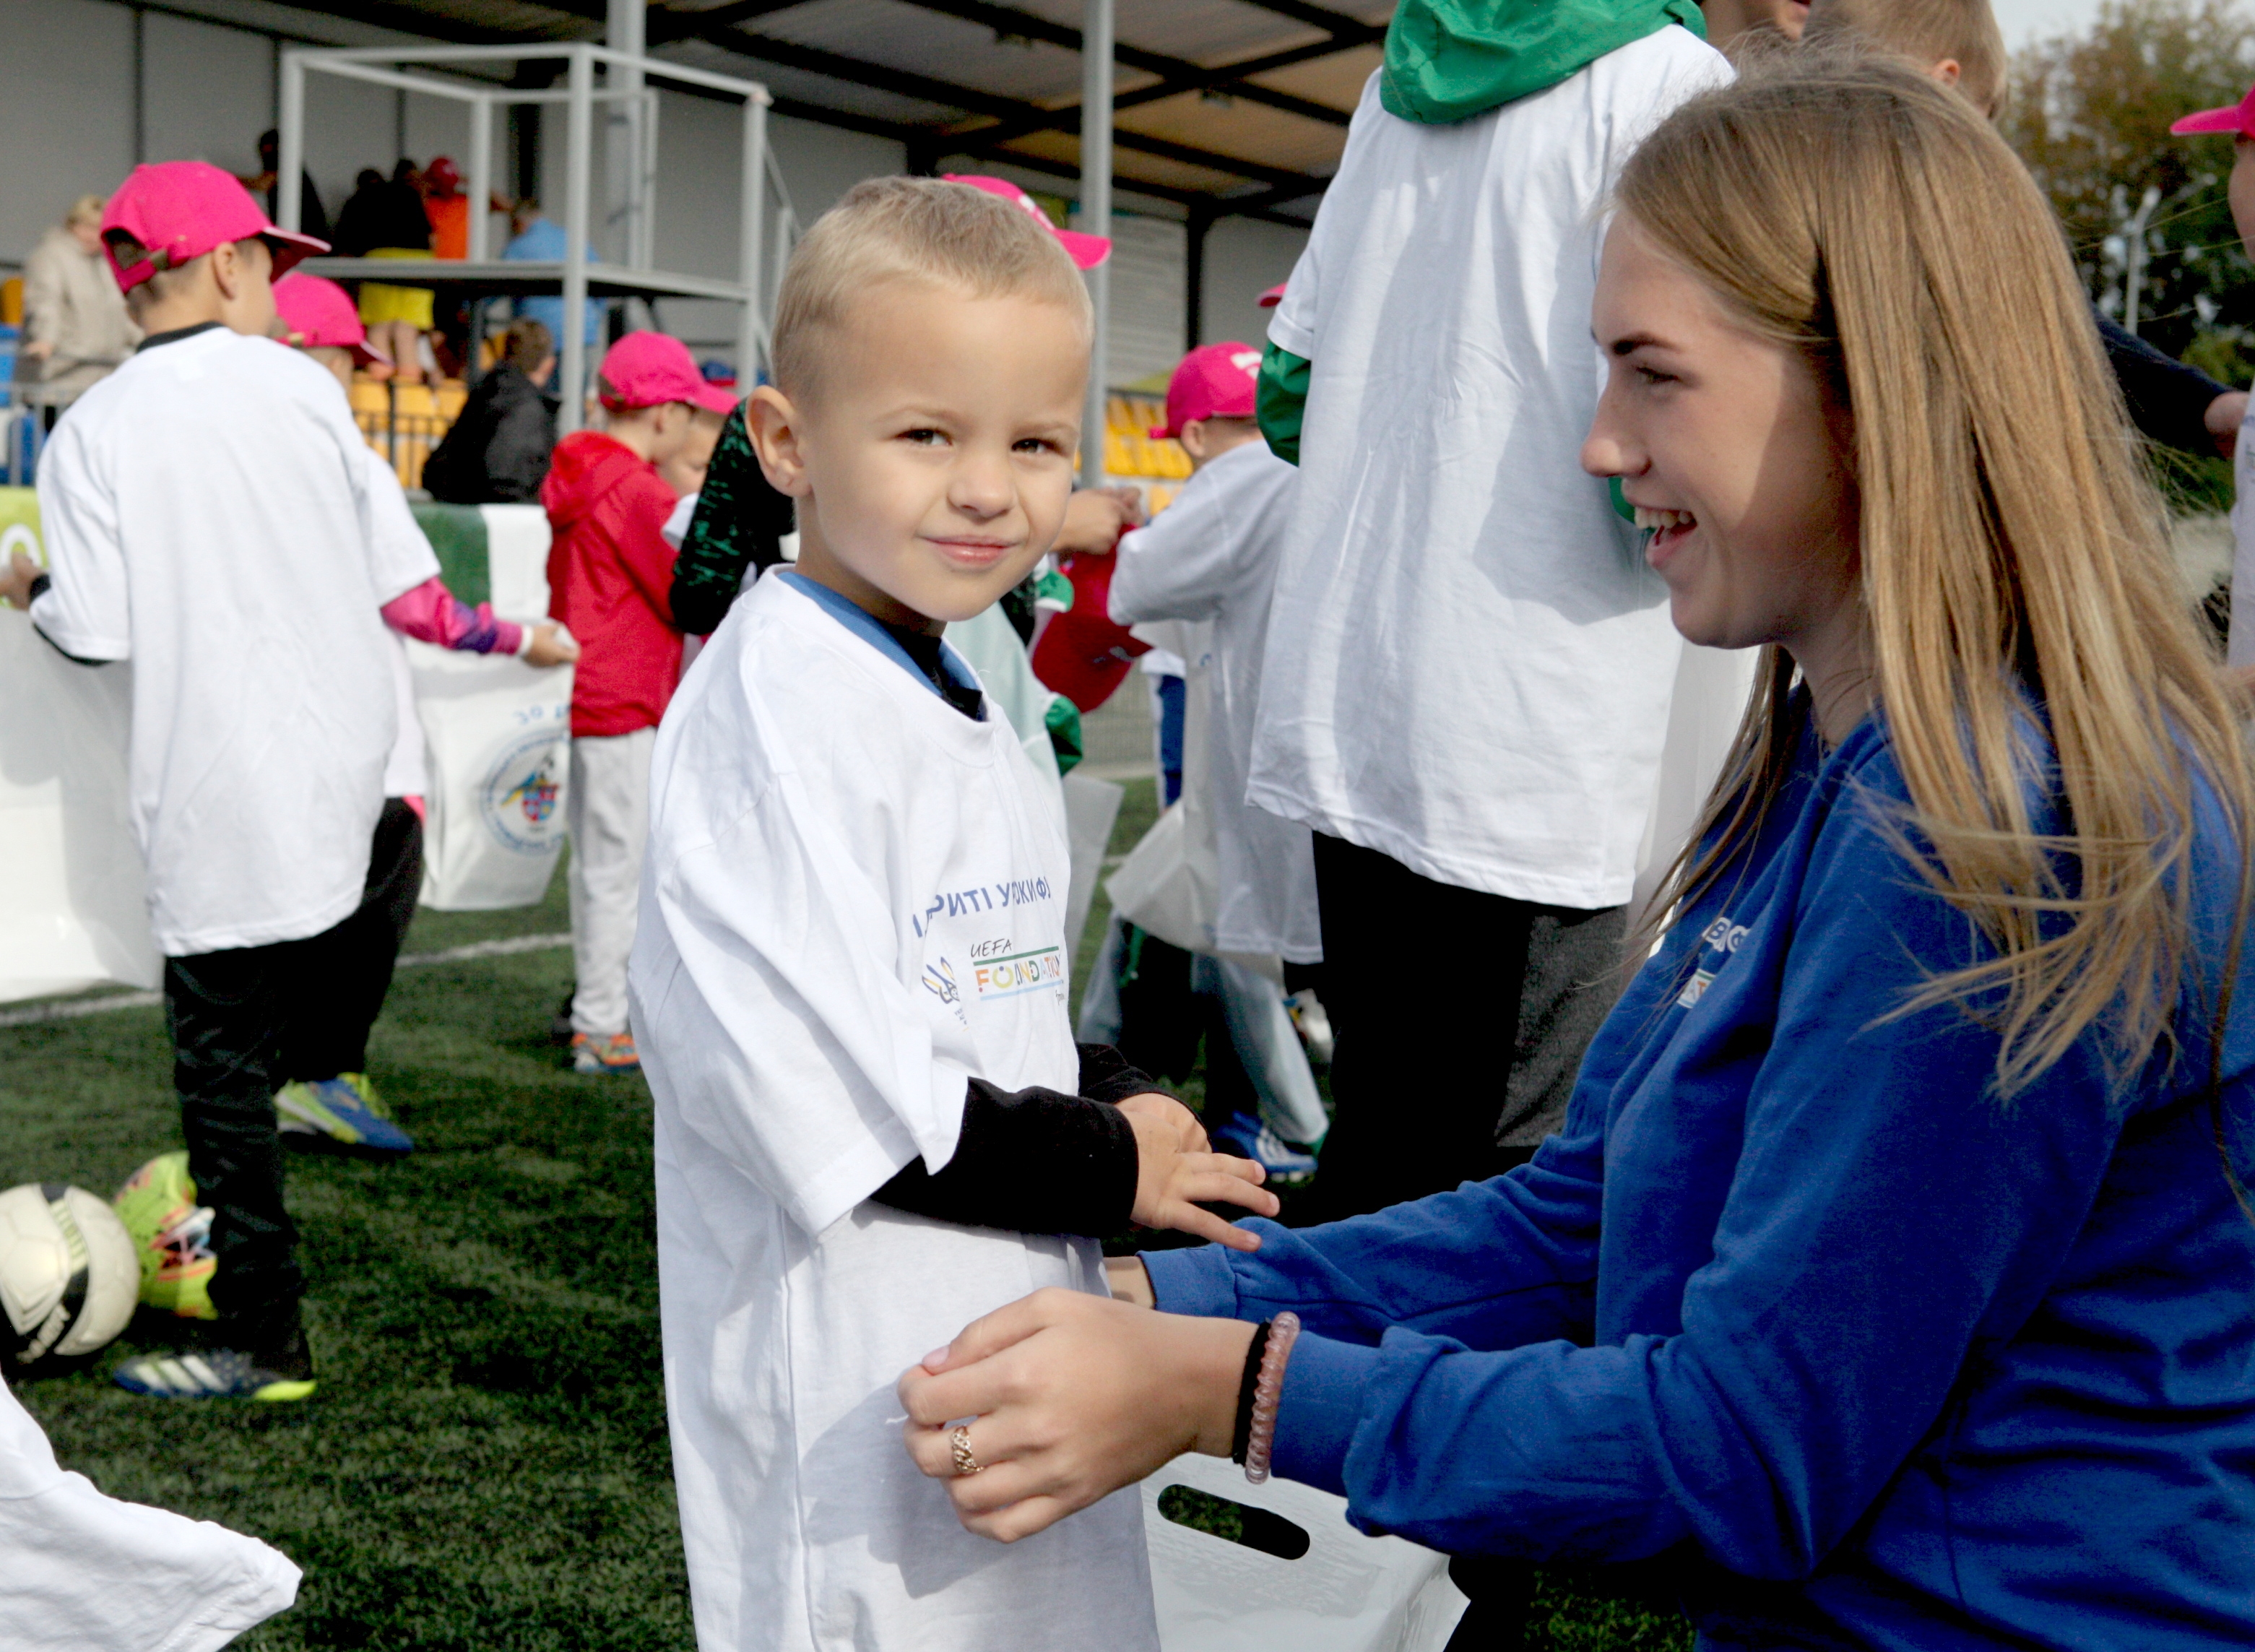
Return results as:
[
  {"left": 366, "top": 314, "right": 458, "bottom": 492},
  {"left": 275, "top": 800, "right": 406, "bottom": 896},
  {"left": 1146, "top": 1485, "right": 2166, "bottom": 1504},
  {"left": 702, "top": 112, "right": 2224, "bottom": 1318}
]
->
[{"left": 1992, "top": 0, "right": 2111, "bottom": 46}]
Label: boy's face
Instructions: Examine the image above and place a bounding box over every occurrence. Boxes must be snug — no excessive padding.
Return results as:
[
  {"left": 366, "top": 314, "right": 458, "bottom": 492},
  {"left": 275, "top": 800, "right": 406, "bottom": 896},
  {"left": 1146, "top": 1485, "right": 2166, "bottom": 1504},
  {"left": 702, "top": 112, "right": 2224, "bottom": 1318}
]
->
[
  {"left": 750, "top": 282, "right": 1086, "bottom": 631},
  {"left": 659, "top": 408, "right": 725, "bottom": 498},
  {"left": 2233, "top": 137, "right": 2255, "bottom": 261},
  {"left": 1699, "top": 0, "right": 1808, "bottom": 48}
]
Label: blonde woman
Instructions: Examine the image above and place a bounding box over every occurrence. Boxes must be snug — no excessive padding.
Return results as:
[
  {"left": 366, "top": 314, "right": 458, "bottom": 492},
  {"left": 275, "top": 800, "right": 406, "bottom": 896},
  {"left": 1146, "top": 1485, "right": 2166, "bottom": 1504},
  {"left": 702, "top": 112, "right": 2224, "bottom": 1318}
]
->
[
  {"left": 17, "top": 194, "right": 139, "bottom": 418},
  {"left": 894, "top": 59, "right": 2255, "bottom": 1649}
]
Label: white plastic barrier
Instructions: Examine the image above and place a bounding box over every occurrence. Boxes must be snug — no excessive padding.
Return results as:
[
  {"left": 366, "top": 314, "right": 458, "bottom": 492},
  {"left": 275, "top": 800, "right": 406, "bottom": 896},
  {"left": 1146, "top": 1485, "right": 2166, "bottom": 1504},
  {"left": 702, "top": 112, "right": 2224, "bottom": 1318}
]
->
[
  {"left": 0, "top": 496, "right": 160, "bottom": 1003},
  {"left": 1143, "top": 1451, "right": 1468, "bottom": 1652}
]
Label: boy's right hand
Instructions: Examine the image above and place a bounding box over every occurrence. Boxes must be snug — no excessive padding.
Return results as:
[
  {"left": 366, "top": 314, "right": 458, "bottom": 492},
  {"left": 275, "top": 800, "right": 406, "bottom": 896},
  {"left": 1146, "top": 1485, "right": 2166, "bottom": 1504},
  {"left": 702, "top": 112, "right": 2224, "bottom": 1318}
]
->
[
  {"left": 524, "top": 623, "right": 579, "bottom": 667},
  {"left": 1115, "top": 1093, "right": 1278, "bottom": 1252}
]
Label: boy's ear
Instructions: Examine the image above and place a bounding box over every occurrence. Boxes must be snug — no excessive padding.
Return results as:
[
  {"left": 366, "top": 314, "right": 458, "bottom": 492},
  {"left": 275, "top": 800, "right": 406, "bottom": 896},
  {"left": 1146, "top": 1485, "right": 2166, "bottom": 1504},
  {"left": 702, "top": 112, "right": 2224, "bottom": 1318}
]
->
[
  {"left": 746, "top": 384, "right": 813, "bottom": 499},
  {"left": 1931, "top": 58, "right": 1962, "bottom": 89}
]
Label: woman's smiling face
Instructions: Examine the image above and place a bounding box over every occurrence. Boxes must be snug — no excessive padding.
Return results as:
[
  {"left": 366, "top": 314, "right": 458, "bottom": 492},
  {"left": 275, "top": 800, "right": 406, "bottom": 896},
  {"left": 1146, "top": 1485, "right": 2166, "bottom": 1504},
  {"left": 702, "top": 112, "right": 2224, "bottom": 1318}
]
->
[{"left": 1581, "top": 215, "right": 1861, "bottom": 663}]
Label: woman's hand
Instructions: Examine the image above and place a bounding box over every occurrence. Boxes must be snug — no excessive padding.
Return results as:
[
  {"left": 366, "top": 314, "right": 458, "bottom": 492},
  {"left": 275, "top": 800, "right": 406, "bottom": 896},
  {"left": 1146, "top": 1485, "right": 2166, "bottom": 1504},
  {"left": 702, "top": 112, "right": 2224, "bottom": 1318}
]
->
[
  {"left": 1115, "top": 1093, "right": 1277, "bottom": 1250},
  {"left": 899, "top": 1287, "right": 1255, "bottom": 1541}
]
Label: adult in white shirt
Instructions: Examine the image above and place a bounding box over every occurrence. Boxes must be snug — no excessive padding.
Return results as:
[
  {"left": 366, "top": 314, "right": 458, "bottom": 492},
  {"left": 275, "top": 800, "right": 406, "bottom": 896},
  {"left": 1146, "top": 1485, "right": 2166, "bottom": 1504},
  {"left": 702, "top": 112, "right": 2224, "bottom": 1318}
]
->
[
  {"left": 1250, "top": 13, "right": 1731, "bottom": 1222},
  {"left": 0, "top": 163, "right": 425, "bottom": 1400}
]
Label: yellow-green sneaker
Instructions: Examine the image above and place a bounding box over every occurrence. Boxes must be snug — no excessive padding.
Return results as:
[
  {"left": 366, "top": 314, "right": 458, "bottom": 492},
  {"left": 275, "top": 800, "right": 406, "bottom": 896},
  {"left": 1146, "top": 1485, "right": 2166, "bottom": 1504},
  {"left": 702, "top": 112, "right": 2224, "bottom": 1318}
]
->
[{"left": 276, "top": 1076, "right": 415, "bottom": 1157}]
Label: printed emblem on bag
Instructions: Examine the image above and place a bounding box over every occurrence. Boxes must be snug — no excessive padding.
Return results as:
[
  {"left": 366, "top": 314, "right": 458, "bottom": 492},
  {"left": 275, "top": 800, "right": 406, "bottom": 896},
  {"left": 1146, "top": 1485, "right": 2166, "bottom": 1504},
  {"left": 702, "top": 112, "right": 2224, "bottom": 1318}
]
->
[{"left": 477, "top": 727, "right": 570, "bottom": 855}]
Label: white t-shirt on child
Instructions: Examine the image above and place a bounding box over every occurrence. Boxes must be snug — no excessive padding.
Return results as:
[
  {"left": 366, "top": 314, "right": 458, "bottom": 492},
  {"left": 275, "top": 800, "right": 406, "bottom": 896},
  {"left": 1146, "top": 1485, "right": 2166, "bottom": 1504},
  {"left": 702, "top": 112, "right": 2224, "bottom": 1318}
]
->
[
  {"left": 629, "top": 572, "right": 1158, "bottom": 1652},
  {"left": 30, "top": 326, "right": 428, "bottom": 954},
  {"left": 1111, "top": 438, "right": 1321, "bottom": 962},
  {"left": 1255, "top": 30, "right": 1731, "bottom": 908}
]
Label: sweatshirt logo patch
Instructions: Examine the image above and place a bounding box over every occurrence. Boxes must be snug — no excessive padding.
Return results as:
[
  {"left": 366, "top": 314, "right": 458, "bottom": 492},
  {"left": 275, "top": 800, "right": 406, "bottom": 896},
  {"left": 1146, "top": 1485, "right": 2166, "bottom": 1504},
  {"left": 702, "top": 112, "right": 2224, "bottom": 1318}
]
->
[
  {"left": 1677, "top": 914, "right": 1746, "bottom": 1009},
  {"left": 971, "top": 946, "right": 1064, "bottom": 1002}
]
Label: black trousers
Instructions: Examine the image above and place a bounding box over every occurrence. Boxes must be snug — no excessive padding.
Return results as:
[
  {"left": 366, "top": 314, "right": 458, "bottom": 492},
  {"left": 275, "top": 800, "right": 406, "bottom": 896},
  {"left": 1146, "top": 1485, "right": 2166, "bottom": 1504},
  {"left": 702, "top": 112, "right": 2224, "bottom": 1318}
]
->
[
  {"left": 163, "top": 801, "right": 422, "bottom": 1346},
  {"left": 1303, "top": 831, "right": 1629, "bottom": 1221}
]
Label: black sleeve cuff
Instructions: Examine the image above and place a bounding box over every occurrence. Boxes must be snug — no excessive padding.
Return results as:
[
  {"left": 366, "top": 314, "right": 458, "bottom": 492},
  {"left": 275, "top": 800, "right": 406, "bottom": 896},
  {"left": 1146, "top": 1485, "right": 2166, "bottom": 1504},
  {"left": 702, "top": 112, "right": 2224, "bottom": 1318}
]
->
[
  {"left": 870, "top": 1077, "right": 1139, "bottom": 1235},
  {"left": 1076, "top": 1042, "right": 1164, "bottom": 1107}
]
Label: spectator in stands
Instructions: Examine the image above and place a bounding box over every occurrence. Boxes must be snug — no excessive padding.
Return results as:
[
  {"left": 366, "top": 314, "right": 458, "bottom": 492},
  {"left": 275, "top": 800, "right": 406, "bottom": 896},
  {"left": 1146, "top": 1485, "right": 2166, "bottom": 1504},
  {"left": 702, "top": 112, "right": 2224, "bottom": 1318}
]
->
[
  {"left": 503, "top": 198, "right": 608, "bottom": 364},
  {"left": 350, "top": 161, "right": 437, "bottom": 385},
  {"left": 420, "top": 318, "right": 558, "bottom": 505},
  {"left": 16, "top": 194, "right": 139, "bottom": 423},
  {"left": 235, "top": 128, "right": 330, "bottom": 246},
  {"left": 423, "top": 156, "right": 469, "bottom": 260}
]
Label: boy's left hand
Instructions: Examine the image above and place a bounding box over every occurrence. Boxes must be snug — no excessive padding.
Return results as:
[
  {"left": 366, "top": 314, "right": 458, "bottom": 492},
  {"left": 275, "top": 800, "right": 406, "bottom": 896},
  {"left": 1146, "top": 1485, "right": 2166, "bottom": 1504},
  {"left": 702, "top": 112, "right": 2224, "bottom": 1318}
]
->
[
  {"left": 1115, "top": 1092, "right": 1278, "bottom": 1251},
  {"left": 0, "top": 550, "right": 41, "bottom": 610}
]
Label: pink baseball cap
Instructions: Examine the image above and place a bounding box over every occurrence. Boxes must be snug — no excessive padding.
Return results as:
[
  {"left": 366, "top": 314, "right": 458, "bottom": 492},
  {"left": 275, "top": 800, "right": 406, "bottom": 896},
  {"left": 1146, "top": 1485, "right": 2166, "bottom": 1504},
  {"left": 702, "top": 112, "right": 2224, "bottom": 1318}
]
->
[
  {"left": 100, "top": 161, "right": 328, "bottom": 295},
  {"left": 1257, "top": 283, "right": 1286, "bottom": 308},
  {"left": 2172, "top": 84, "right": 2255, "bottom": 137},
  {"left": 1151, "top": 341, "right": 1262, "bottom": 439},
  {"left": 597, "top": 331, "right": 739, "bottom": 415},
  {"left": 942, "top": 175, "right": 1111, "bottom": 269},
  {"left": 272, "top": 271, "right": 391, "bottom": 365}
]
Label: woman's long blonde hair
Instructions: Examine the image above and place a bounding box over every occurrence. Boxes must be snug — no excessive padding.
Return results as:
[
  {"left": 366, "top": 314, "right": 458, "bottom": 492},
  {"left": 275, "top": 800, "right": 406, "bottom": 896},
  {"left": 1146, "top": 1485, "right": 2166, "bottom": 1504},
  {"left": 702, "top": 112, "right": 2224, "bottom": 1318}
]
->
[{"left": 1621, "top": 56, "right": 2255, "bottom": 1098}]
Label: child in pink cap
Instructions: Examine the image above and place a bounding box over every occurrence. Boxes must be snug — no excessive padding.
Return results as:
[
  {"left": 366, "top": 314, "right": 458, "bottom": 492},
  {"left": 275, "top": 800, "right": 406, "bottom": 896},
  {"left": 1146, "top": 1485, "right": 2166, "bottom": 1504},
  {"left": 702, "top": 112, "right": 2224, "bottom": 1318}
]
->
[
  {"left": 2170, "top": 85, "right": 2255, "bottom": 676},
  {"left": 1100, "top": 339, "right": 1332, "bottom": 1176},
  {"left": 0, "top": 162, "right": 418, "bottom": 1401},
  {"left": 542, "top": 330, "right": 735, "bottom": 1074},
  {"left": 267, "top": 269, "right": 576, "bottom": 1136}
]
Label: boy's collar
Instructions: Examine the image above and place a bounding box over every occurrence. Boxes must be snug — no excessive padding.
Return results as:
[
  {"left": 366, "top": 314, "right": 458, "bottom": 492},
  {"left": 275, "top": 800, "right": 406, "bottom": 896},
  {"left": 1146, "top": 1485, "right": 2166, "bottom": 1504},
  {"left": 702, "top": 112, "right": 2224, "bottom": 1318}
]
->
[{"left": 136, "top": 320, "right": 226, "bottom": 353}]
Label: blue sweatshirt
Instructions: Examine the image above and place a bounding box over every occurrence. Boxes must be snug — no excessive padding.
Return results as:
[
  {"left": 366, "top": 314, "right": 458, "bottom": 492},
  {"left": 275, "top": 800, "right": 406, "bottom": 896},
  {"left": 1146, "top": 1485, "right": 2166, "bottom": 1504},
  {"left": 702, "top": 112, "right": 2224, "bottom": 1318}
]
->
[{"left": 1147, "top": 704, "right": 2255, "bottom": 1649}]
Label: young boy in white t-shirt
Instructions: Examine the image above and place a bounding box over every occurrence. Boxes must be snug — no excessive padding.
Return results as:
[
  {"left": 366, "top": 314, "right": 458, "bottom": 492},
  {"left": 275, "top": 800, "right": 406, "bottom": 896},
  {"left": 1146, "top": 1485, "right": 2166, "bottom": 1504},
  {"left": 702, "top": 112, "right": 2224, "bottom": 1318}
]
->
[
  {"left": 628, "top": 176, "right": 1276, "bottom": 1652},
  {"left": 0, "top": 163, "right": 431, "bottom": 1400}
]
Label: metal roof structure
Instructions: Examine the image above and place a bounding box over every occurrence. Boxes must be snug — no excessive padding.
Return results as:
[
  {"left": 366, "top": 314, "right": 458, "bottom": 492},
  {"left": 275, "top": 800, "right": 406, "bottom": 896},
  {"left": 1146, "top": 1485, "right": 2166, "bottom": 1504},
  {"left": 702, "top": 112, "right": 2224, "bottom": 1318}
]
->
[{"left": 286, "top": 0, "right": 1390, "bottom": 226}]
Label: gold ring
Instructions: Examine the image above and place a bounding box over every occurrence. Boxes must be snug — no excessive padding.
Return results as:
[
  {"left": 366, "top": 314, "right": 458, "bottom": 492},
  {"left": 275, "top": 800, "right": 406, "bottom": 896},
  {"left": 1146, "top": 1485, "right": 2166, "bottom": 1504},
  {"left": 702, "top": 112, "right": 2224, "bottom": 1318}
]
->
[{"left": 949, "top": 1423, "right": 983, "bottom": 1476}]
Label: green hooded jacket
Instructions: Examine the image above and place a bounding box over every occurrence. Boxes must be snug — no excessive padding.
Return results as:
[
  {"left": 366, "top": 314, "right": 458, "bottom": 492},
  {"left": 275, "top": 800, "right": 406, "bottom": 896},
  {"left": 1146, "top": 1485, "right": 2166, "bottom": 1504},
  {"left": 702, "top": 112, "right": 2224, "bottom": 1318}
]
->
[
  {"left": 1381, "top": 0, "right": 1705, "bottom": 125},
  {"left": 1258, "top": 0, "right": 1704, "bottom": 471}
]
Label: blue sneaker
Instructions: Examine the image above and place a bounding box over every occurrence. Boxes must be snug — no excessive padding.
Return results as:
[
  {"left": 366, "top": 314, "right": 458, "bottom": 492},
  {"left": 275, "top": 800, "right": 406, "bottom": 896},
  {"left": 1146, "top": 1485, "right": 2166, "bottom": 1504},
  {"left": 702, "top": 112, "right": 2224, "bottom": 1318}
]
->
[
  {"left": 113, "top": 1348, "right": 316, "bottom": 1402},
  {"left": 1210, "top": 1112, "right": 1320, "bottom": 1185},
  {"left": 275, "top": 1075, "right": 414, "bottom": 1158}
]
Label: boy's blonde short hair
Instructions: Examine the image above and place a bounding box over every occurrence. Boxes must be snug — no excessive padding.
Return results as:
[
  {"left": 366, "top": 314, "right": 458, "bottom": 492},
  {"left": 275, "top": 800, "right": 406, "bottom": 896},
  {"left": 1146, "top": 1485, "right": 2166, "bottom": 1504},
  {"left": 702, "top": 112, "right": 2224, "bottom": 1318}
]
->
[
  {"left": 1804, "top": 0, "right": 2008, "bottom": 117},
  {"left": 771, "top": 176, "right": 1092, "bottom": 399}
]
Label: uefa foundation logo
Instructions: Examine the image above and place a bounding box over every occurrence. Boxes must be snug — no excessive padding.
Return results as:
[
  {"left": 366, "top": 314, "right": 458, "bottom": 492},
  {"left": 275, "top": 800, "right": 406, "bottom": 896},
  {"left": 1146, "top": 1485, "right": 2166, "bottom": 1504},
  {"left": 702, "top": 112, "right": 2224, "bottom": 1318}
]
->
[{"left": 478, "top": 727, "right": 570, "bottom": 856}]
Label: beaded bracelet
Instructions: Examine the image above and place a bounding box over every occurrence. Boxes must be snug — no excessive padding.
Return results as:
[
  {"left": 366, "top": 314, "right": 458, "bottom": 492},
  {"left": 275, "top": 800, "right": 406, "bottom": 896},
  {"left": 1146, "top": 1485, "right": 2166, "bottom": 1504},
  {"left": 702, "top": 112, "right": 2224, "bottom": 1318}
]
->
[{"left": 1242, "top": 1310, "right": 1300, "bottom": 1484}]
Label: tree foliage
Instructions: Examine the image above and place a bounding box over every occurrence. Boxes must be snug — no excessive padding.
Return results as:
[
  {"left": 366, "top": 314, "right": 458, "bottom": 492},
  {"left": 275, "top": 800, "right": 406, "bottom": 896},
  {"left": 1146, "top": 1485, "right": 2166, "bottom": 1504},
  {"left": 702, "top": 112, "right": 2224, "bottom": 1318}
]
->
[{"left": 2005, "top": 0, "right": 2255, "bottom": 365}]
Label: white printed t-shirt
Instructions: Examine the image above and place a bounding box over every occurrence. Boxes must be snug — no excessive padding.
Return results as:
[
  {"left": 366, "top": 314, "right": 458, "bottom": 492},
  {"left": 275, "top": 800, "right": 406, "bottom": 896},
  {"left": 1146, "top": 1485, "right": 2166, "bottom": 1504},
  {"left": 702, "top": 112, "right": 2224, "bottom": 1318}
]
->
[
  {"left": 30, "top": 326, "right": 428, "bottom": 953},
  {"left": 1111, "top": 438, "right": 1320, "bottom": 961},
  {"left": 629, "top": 571, "right": 1158, "bottom": 1652},
  {"left": 1255, "top": 28, "right": 1732, "bottom": 907}
]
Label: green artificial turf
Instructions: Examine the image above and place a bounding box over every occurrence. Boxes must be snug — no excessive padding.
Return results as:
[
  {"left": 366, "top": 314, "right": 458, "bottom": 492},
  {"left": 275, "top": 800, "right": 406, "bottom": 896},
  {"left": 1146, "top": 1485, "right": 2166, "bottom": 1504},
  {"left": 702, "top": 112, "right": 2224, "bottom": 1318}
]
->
[{"left": 1, "top": 784, "right": 1689, "bottom": 1651}]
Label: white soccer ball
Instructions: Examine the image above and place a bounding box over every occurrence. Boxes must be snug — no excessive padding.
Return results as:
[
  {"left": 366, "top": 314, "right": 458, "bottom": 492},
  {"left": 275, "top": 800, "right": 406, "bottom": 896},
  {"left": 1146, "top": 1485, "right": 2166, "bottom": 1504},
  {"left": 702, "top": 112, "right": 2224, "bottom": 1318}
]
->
[{"left": 0, "top": 1182, "right": 142, "bottom": 1365}]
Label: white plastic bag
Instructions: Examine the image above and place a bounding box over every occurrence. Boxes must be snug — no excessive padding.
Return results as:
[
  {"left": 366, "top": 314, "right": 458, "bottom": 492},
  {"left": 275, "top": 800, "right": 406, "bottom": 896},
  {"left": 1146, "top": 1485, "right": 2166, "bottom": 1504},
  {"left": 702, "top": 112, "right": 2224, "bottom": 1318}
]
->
[
  {"left": 410, "top": 503, "right": 575, "bottom": 911},
  {"left": 1143, "top": 1451, "right": 1467, "bottom": 1652},
  {"left": 410, "top": 641, "right": 574, "bottom": 910},
  {"left": 1062, "top": 769, "right": 1124, "bottom": 956},
  {"left": 0, "top": 494, "right": 159, "bottom": 1002}
]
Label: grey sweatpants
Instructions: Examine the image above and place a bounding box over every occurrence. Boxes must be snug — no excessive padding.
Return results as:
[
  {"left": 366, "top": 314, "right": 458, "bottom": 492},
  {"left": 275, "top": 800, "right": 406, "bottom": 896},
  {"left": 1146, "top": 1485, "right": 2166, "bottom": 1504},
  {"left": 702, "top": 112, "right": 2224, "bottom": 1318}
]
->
[{"left": 567, "top": 727, "right": 654, "bottom": 1039}]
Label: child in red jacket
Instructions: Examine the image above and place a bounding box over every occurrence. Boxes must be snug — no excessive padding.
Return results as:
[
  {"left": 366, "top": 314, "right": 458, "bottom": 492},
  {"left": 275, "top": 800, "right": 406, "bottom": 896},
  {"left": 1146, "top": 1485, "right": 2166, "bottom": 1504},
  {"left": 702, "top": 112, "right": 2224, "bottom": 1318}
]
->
[{"left": 543, "top": 332, "right": 736, "bottom": 1073}]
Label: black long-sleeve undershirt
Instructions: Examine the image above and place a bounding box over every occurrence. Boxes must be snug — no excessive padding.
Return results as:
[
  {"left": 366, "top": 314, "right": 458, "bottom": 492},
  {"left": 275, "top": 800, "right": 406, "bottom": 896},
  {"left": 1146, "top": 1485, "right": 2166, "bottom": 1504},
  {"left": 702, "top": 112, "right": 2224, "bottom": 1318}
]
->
[
  {"left": 2095, "top": 308, "right": 2232, "bottom": 457},
  {"left": 870, "top": 1044, "right": 1157, "bottom": 1235}
]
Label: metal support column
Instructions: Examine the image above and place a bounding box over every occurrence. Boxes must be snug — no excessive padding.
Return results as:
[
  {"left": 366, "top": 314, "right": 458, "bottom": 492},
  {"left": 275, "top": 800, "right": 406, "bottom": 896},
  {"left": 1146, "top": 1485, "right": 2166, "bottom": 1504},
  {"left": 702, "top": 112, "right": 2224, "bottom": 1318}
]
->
[
  {"left": 607, "top": 0, "right": 647, "bottom": 268},
  {"left": 1184, "top": 209, "right": 1209, "bottom": 350},
  {"left": 563, "top": 46, "right": 594, "bottom": 433},
  {"left": 467, "top": 92, "right": 494, "bottom": 261},
  {"left": 278, "top": 54, "right": 305, "bottom": 232},
  {"left": 740, "top": 92, "right": 769, "bottom": 382},
  {"left": 1079, "top": 0, "right": 1114, "bottom": 486}
]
